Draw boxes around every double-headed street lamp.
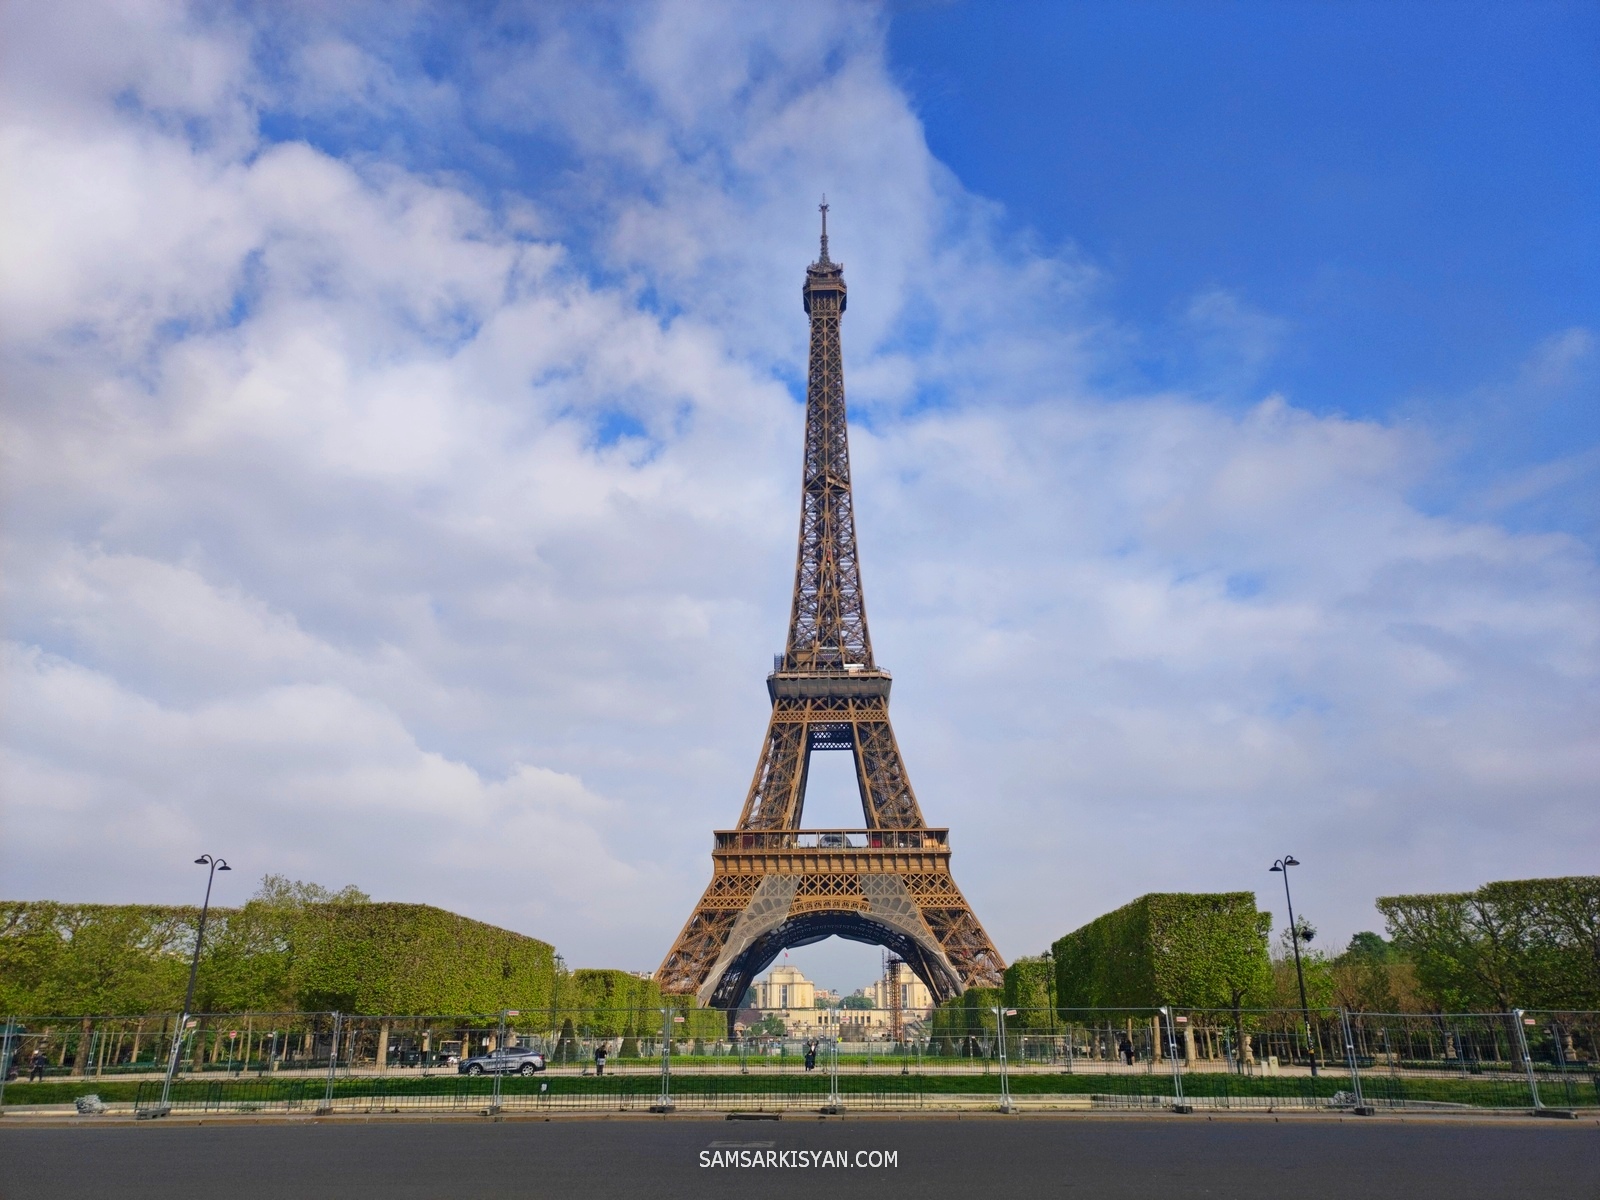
[157,854,231,1112]
[182,855,231,1018]
[1270,855,1316,1077]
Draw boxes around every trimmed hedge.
[289,903,556,1014]
[0,900,555,1016]
[1051,892,1273,1012]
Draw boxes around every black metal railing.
[714,829,949,851]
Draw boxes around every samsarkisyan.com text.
[699,1149,897,1169]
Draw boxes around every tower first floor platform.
[656,827,1003,1009]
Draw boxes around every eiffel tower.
[656,204,1004,1008]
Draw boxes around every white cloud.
[1,1,1595,984]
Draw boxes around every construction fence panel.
[1,1007,1593,1116]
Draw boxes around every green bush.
[1002,957,1053,1026]
[566,969,662,1037]
[1051,892,1273,1013]
[291,903,555,1014]
[0,899,555,1016]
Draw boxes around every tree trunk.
[72,1018,92,1077]
[376,1021,391,1072]
[1231,996,1247,1069]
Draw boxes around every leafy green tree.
[253,875,370,907]
[567,969,662,1037]
[0,902,190,1015]
[1344,931,1393,962]
[1378,876,1600,1010]
[1271,947,1334,1010]
[1002,956,1053,1027]
[1330,933,1424,1013]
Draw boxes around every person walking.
[804,1041,817,1071]
[28,1049,47,1082]
[594,1044,607,1077]
[1117,1033,1134,1066]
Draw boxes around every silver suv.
[458,1046,547,1076]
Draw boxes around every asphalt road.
[1,1115,1595,1200]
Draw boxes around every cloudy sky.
[2,1,1595,994]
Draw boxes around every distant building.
[867,971,933,1016]
[753,963,814,1012]
[747,963,932,1039]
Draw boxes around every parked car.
[458,1046,546,1076]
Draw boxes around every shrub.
[1051,892,1273,1013]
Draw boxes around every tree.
[1344,931,1393,962]
[747,1014,786,1038]
[1378,876,1600,1011]
[1002,956,1053,1027]
[253,875,370,907]
[1330,933,1425,1013]
[0,902,190,1016]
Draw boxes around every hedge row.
[1051,892,1273,1012]
[0,900,558,1017]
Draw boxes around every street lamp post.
[156,854,231,1113]
[1271,855,1317,1077]
[550,952,565,1059]
[1043,947,1057,1048]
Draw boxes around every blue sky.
[894,3,1597,409]
[892,0,1599,552]
[1,2,1595,997]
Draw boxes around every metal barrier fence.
[1,1007,1594,1116]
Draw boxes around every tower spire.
[793,196,861,671]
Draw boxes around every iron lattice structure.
[657,206,1005,1009]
